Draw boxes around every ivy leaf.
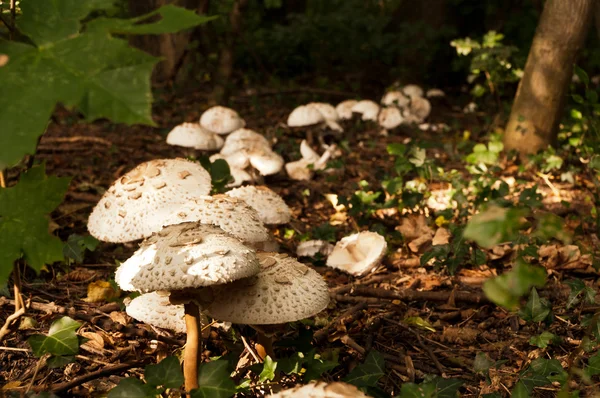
[483,260,546,310]
[190,360,236,398]
[278,352,305,375]
[584,352,600,379]
[303,350,339,382]
[428,376,463,397]
[343,351,385,388]
[464,206,528,249]
[529,331,558,349]
[258,356,277,383]
[28,317,81,357]
[398,382,437,398]
[519,288,551,322]
[144,356,184,389]
[107,378,158,398]
[0,165,70,284]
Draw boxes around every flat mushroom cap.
[307,102,339,121]
[378,107,404,130]
[226,186,291,225]
[203,253,330,325]
[287,105,325,127]
[326,231,387,276]
[402,84,424,98]
[381,91,409,108]
[335,100,358,120]
[87,158,212,243]
[117,222,261,293]
[167,195,270,243]
[220,128,271,156]
[200,106,245,135]
[126,292,186,333]
[166,122,224,151]
[351,100,380,121]
[270,381,371,398]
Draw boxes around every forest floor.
[1,87,599,397]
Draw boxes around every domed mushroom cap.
[166,122,224,151]
[426,88,445,98]
[402,84,424,98]
[126,292,186,333]
[168,195,270,243]
[220,128,271,156]
[335,100,358,120]
[203,253,330,325]
[327,231,387,276]
[307,102,339,121]
[378,107,404,130]
[200,106,245,135]
[270,381,371,398]
[87,158,212,243]
[287,105,325,127]
[405,96,431,123]
[116,222,261,293]
[351,100,380,121]
[381,91,409,108]
[226,186,291,225]
[248,149,284,176]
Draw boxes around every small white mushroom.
[335,100,358,120]
[326,231,387,276]
[270,381,371,398]
[378,107,404,130]
[402,84,424,98]
[166,122,224,151]
[200,106,245,135]
[287,105,325,127]
[381,91,410,108]
[296,240,334,257]
[426,88,445,98]
[351,100,380,121]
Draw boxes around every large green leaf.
[107,378,158,398]
[0,165,70,283]
[0,1,213,168]
[344,350,385,388]
[463,206,528,249]
[190,360,236,398]
[28,316,81,357]
[144,356,184,389]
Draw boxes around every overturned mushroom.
[285,140,337,181]
[270,381,371,398]
[327,231,387,276]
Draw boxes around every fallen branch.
[314,302,367,342]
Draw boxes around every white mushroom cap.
[381,91,410,108]
[248,149,284,176]
[300,140,320,163]
[406,96,431,123]
[326,231,387,276]
[226,186,291,225]
[296,240,334,257]
[351,100,380,121]
[402,84,424,98]
[166,122,224,151]
[200,106,245,135]
[426,88,445,98]
[287,105,325,127]
[378,107,404,129]
[270,381,371,398]
[285,159,313,181]
[220,128,271,157]
[116,222,260,293]
[88,159,212,243]
[203,253,330,325]
[307,102,339,121]
[335,100,358,120]
[168,195,270,243]
[126,292,186,333]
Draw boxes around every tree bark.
[128,0,209,85]
[504,0,594,155]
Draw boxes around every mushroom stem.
[257,330,275,359]
[184,302,202,392]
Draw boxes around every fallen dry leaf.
[83,280,120,303]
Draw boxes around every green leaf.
[574,65,590,87]
[278,352,305,375]
[464,206,528,249]
[473,352,494,374]
[398,382,437,398]
[572,94,585,104]
[0,165,70,284]
[584,351,600,379]
[190,360,236,398]
[63,234,98,263]
[144,356,184,389]
[483,260,546,310]
[519,288,551,322]
[344,351,385,388]
[258,356,277,383]
[387,143,406,156]
[28,316,81,357]
[529,331,557,348]
[108,378,158,398]
[428,376,463,398]
[565,279,586,309]
[303,351,339,382]
[47,355,76,368]
[586,89,598,104]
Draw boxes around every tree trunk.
[210,0,249,104]
[504,0,594,156]
[128,0,209,85]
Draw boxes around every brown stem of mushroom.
[257,330,275,360]
[184,302,202,392]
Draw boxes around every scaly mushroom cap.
[203,253,330,325]
[270,381,371,398]
[166,122,224,151]
[402,84,424,98]
[116,222,261,293]
[87,158,212,243]
[351,100,380,121]
[226,186,291,225]
[381,91,409,108]
[200,106,245,135]
[126,292,186,333]
[335,100,358,120]
[168,195,270,243]
[220,128,271,156]
[326,231,387,276]
[287,105,325,127]
[378,107,404,130]
[307,102,339,121]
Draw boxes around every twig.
[0,14,13,32]
[313,302,367,342]
[340,335,365,355]
[0,307,26,342]
[346,286,489,304]
[0,169,5,188]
